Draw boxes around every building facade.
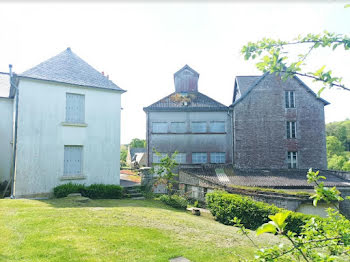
[144,67,328,170]
[144,65,233,166]
[231,73,328,170]
[0,48,125,198]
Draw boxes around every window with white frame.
[210,152,226,164]
[152,152,167,163]
[170,122,186,133]
[152,122,168,133]
[191,121,207,133]
[66,93,85,123]
[285,91,295,108]
[286,121,296,139]
[64,146,83,175]
[192,153,207,164]
[173,152,186,164]
[209,121,225,133]
[287,151,297,169]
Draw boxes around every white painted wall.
[0,97,13,183]
[13,78,122,198]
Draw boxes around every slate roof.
[143,92,228,112]
[20,48,125,92]
[180,166,350,188]
[130,148,146,160]
[0,72,10,98]
[235,76,260,97]
[231,73,329,106]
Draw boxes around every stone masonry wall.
[232,74,327,170]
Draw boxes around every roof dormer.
[174,64,199,93]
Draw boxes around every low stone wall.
[141,168,350,218]
[178,170,340,218]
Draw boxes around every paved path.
[120,173,141,188]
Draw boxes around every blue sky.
[0,2,349,144]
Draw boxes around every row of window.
[153,152,226,164]
[152,121,225,134]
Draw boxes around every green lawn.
[0,198,281,262]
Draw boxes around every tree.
[327,136,345,158]
[151,150,178,196]
[327,120,350,151]
[120,145,128,167]
[242,31,350,93]
[129,138,146,148]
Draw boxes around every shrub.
[206,190,320,234]
[53,183,85,198]
[83,184,123,199]
[159,194,188,210]
[53,183,123,199]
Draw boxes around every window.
[192,153,207,164]
[191,121,207,133]
[66,93,85,123]
[64,146,83,175]
[210,152,226,164]
[287,152,297,169]
[152,153,167,163]
[286,121,296,138]
[209,121,225,133]
[285,91,295,108]
[170,122,186,133]
[173,153,186,164]
[152,122,168,133]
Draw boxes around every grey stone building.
[143,65,232,166]
[144,67,329,170]
[230,73,329,169]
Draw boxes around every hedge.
[206,190,318,235]
[159,195,188,210]
[53,183,124,199]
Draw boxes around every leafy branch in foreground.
[151,149,178,196]
[241,31,350,93]
[236,169,350,261]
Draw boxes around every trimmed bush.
[53,183,85,198]
[159,195,188,210]
[53,183,123,199]
[83,184,123,199]
[206,190,319,234]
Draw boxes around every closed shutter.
[66,93,85,123]
[64,146,83,174]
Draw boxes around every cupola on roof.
[174,64,199,93]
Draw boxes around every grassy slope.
[0,199,281,262]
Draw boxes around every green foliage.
[205,190,314,235]
[120,145,128,167]
[327,120,350,151]
[53,183,123,199]
[129,138,146,148]
[248,169,350,261]
[53,183,85,198]
[328,154,349,171]
[327,136,345,158]
[82,184,123,199]
[241,31,350,92]
[159,194,188,210]
[151,149,178,196]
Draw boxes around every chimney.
[174,65,199,93]
[102,71,104,76]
